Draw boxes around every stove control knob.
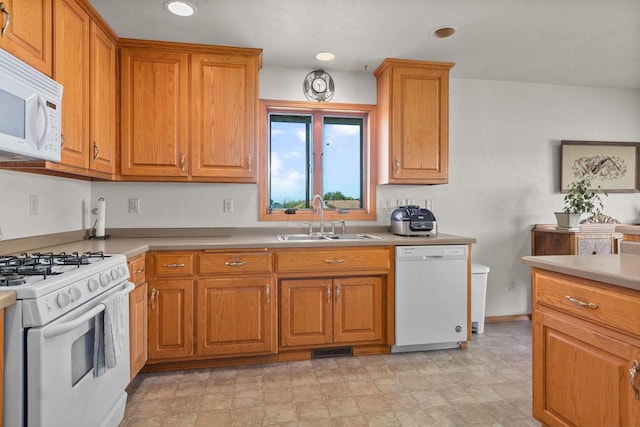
[117,265,128,278]
[69,287,82,302]
[99,273,111,287]
[111,268,120,280]
[56,292,72,308]
[88,278,100,292]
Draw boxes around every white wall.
[0,170,91,240]
[3,65,640,317]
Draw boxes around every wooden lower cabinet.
[532,269,640,426]
[129,282,148,379]
[148,280,194,360]
[280,276,384,349]
[196,277,275,357]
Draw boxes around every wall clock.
[303,69,335,102]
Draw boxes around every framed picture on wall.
[561,140,640,192]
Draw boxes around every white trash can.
[471,263,490,334]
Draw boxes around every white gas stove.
[1,251,133,427]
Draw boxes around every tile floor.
[120,321,538,426]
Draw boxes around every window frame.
[259,99,377,222]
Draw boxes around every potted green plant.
[555,177,605,230]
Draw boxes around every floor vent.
[311,347,353,358]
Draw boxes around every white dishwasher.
[392,245,468,353]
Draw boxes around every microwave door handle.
[42,282,135,339]
[35,95,50,150]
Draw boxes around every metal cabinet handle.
[134,268,144,274]
[265,284,271,304]
[335,284,341,301]
[630,361,640,400]
[394,158,400,175]
[248,154,253,173]
[150,288,157,310]
[92,141,99,161]
[163,263,185,268]
[180,153,186,172]
[324,259,345,264]
[0,3,10,38]
[61,134,65,147]
[326,284,331,303]
[224,261,246,267]
[565,295,598,309]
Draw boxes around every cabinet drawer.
[198,252,273,275]
[152,253,195,277]
[534,270,640,337]
[276,247,390,273]
[128,255,146,285]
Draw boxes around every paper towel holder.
[89,197,111,240]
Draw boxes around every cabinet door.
[148,280,193,360]
[54,0,89,169]
[578,238,612,255]
[120,48,189,177]
[390,65,449,183]
[333,277,384,343]
[190,53,258,181]
[280,279,332,348]
[88,21,116,174]
[196,277,275,357]
[129,282,148,380]
[0,0,52,75]
[533,312,640,426]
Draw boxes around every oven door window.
[71,328,94,386]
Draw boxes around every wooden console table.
[531,224,623,256]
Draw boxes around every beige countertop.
[522,254,640,292]
[0,291,16,309]
[2,228,477,259]
[616,225,640,236]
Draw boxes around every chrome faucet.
[312,194,325,235]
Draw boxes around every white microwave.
[0,48,62,162]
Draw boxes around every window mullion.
[312,111,324,198]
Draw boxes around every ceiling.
[88,0,640,90]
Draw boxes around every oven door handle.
[43,281,135,339]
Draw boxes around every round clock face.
[303,70,334,102]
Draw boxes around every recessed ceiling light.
[164,1,196,17]
[431,26,457,39]
[315,52,335,61]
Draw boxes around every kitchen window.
[259,100,377,222]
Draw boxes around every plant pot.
[554,212,584,230]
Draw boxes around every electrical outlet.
[30,195,39,215]
[224,199,234,213]
[425,199,433,210]
[128,198,141,213]
[508,278,517,291]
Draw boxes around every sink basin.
[276,233,382,242]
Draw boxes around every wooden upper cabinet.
[88,20,116,174]
[191,53,259,182]
[120,47,190,177]
[0,0,52,76]
[54,0,90,169]
[375,59,454,184]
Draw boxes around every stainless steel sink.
[276,233,382,242]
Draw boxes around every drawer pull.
[135,268,144,274]
[225,261,246,267]
[565,295,598,309]
[163,263,185,268]
[324,259,345,264]
[630,360,640,400]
